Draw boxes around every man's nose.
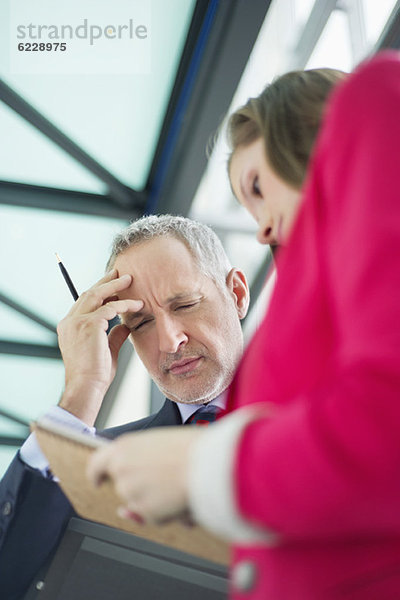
[157,316,188,354]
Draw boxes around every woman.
[88,52,400,599]
[228,67,344,246]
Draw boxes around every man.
[0,214,250,599]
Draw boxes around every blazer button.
[232,560,257,592]
[1,501,12,516]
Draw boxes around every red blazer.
[226,52,400,599]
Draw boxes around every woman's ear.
[225,268,250,319]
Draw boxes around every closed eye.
[133,318,153,331]
[175,302,198,311]
[252,176,261,196]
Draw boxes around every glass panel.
[0,101,106,193]
[293,0,316,30]
[306,9,353,71]
[0,0,196,191]
[0,205,127,339]
[0,355,64,422]
[0,415,29,438]
[0,303,56,345]
[0,354,65,477]
[363,0,397,47]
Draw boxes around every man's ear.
[225,268,250,320]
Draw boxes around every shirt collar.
[175,391,227,423]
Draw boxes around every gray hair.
[107,214,232,288]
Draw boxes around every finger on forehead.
[95,276,137,305]
[75,274,134,313]
[97,273,134,295]
[97,299,144,322]
[91,268,119,288]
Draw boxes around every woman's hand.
[86,427,204,524]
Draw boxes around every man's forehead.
[115,237,200,272]
[114,239,221,298]
[115,239,215,283]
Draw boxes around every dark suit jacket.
[0,400,182,600]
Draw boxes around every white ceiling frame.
[289,0,338,69]
[343,0,368,64]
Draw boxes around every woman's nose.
[257,223,274,245]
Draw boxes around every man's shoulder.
[100,398,182,440]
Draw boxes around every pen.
[55,253,79,301]
[55,253,120,331]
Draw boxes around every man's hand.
[57,269,143,426]
[86,428,204,524]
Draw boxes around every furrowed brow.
[165,292,197,304]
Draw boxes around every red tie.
[186,404,224,426]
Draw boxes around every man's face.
[114,236,248,404]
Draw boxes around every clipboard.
[33,419,229,565]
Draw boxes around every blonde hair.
[227,68,346,188]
